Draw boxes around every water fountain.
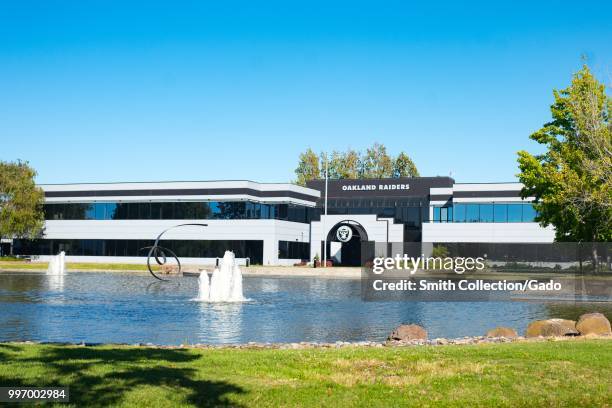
[197,251,247,302]
[46,251,66,275]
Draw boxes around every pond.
[0,272,610,345]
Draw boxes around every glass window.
[115,203,128,219]
[447,206,453,222]
[277,204,288,220]
[161,202,174,219]
[466,204,479,222]
[269,205,277,219]
[41,201,311,222]
[433,207,441,222]
[128,203,138,219]
[493,204,507,222]
[195,202,211,219]
[507,204,522,222]
[138,203,151,219]
[522,203,537,222]
[440,207,448,222]
[150,203,161,219]
[106,203,117,220]
[261,204,270,219]
[92,203,103,220]
[173,202,186,219]
[479,204,494,222]
[454,204,466,222]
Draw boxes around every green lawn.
[0,261,154,271]
[1,340,610,407]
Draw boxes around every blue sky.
[0,1,610,184]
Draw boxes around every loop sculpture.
[141,223,208,281]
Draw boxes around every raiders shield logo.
[336,225,353,242]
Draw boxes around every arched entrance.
[325,220,369,266]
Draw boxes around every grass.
[0,260,156,271]
[0,340,611,407]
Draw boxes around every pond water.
[0,272,610,345]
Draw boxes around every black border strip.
[429,194,453,201]
[453,190,521,198]
[44,188,318,202]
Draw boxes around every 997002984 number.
[0,387,69,402]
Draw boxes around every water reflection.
[47,274,65,293]
[0,272,610,345]
[198,302,243,343]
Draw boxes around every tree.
[294,148,321,186]
[393,151,420,177]
[328,149,360,179]
[517,65,611,244]
[359,142,394,178]
[0,160,45,255]
[294,143,419,184]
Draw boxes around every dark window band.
[13,239,264,264]
[452,190,522,198]
[278,241,309,260]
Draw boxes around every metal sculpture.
[141,223,208,281]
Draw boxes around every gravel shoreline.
[6,335,610,350]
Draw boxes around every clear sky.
[0,1,610,184]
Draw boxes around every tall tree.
[0,160,45,255]
[359,142,394,178]
[294,143,419,184]
[517,65,611,243]
[393,152,420,177]
[328,149,360,179]
[294,148,321,186]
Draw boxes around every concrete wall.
[42,219,310,265]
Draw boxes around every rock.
[387,324,428,341]
[160,264,179,274]
[525,319,578,337]
[486,327,518,338]
[576,313,612,336]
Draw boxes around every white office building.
[10,177,554,266]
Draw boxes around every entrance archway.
[324,220,369,266]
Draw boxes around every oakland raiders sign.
[306,177,454,199]
[336,225,353,242]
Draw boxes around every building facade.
[306,178,554,266]
[12,181,319,265]
[10,177,555,265]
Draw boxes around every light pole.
[323,156,328,268]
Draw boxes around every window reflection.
[431,203,538,223]
[494,204,507,222]
[507,204,522,222]
[43,201,312,223]
[454,204,466,222]
[479,204,493,222]
[522,204,537,222]
[466,204,479,222]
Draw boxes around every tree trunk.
[591,244,599,274]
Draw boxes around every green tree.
[393,151,420,177]
[359,142,394,178]
[517,65,611,243]
[294,148,321,186]
[0,160,45,255]
[328,149,360,179]
[294,143,419,184]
